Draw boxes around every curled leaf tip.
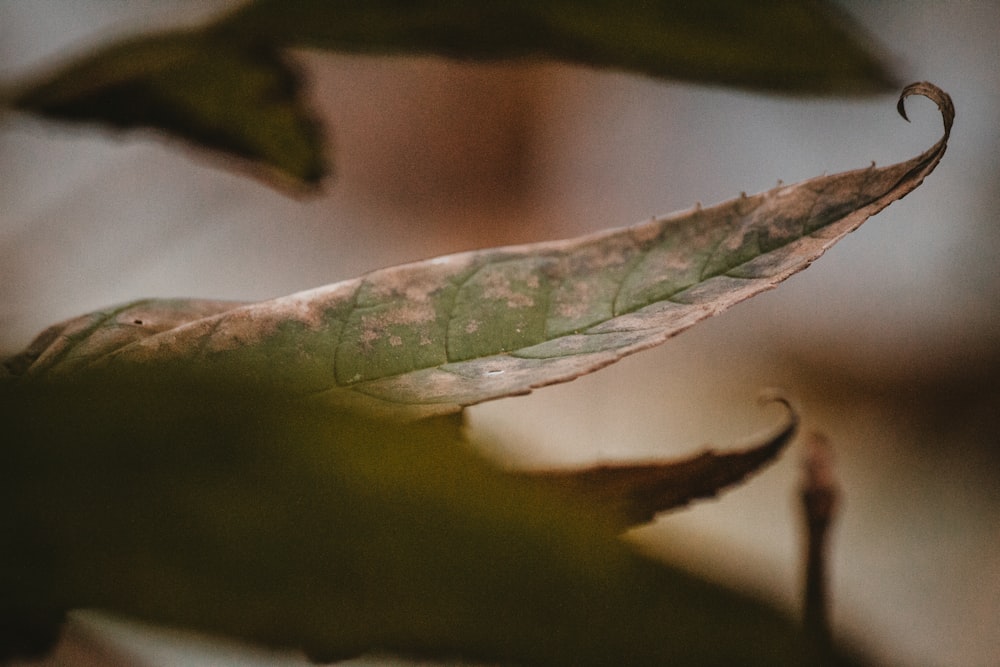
[896,81,955,140]
[757,389,799,436]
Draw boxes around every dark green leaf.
[0,1,895,191]
[218,0,898,95]
[6,32,325,190]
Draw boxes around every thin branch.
[800,431,840,649]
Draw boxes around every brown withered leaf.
[518,397,797,528]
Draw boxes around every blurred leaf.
[218,0,897,95]
[4,83,954,420]
[5,32,325,191]
[0,377,859,666]
[523,396,797,528]
[0,2,896,192]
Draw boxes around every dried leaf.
[521,396,797,528]
[4,84,954,421]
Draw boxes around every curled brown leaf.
[518,396,798,529]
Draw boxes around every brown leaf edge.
[893,80,954,181]
[515,394,798,529]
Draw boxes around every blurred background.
[2,1,998,665]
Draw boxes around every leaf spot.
[482,271,536,309]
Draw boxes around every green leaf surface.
[219,0,897,95]
[5,32,325,190]
[0,379,859,666]
[4,84,953,419]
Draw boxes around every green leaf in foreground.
[4,32,325,191]
[0,379,859,666]
[218,0,897,95]
[4,84,953,419]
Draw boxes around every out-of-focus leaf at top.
[0,378,861,666]
[4,32,326,191]
[2,84,953,419]
[217,0,897,95]
[0,1,896,191]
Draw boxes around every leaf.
[4,32,325,191]
[0,378,861,666]
[218,0,897,95]
[0,3,894,192]
[4,84,954,420]
[521,396,798,528]
[1,298,243,378]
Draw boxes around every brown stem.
[800,432,839,649]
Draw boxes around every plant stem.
[800,431,839,649]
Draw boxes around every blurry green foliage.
[2,0,896,189]
[0,377,854,665]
